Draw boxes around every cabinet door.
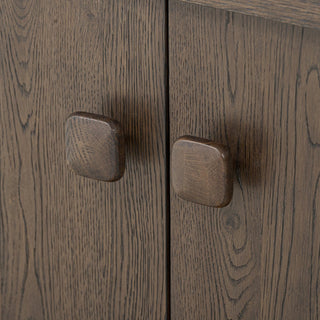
[0,1,167,319]
[169,1,320,319]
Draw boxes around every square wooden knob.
[171,136,233,207]
[65,112,125,181]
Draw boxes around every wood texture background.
[180,0,320,30]
[0,0,167,319]
[169,1,320,319]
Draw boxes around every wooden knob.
[65,112,125,181]
[171,136,233,207]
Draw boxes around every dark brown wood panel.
[169,1,320,319]
[180,0,320,30]
[0,0,167,319]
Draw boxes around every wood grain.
[179,0,320,30]
[0,0,167,319]
[169,1,320,319]
[171,136,233,207]
[65,112,125,182]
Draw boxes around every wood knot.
[222,211,240,232]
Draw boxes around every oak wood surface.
[171,136,233,207]
[179,0,320,30]
[65,112,125,182]
[169,1,320,319]
[0,1,167,319]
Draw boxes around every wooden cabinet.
[1,0,319,319]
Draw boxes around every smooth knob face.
[171,136,233,207]
[65,112,125,181]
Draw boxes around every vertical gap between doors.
[165,0,171,319]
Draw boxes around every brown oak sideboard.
[1,0,319,319]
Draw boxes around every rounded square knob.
[65,112,125,181]
[171,136,233,207]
